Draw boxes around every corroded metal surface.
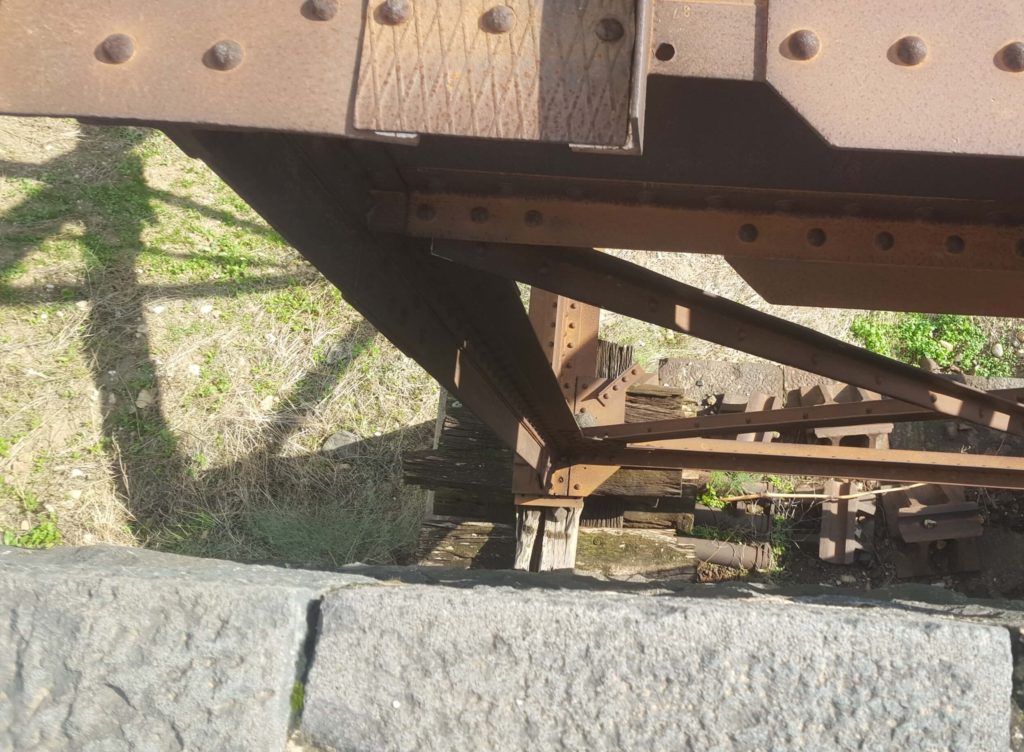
[766,0,1024,156]
[0,0,363,134]
[650,0,762,80]
[399,192,1024,273]
[354,0,635,144]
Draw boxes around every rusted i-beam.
[433,241,1024,436]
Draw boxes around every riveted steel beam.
[433,240,1024,435]
[0,0,366,136]
[398,191,1024,274]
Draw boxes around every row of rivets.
[97,0,339,68]
[786,30,1024,71]
[376,0,624,41]
[418,203,1024,259]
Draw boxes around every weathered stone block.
[303,586,1012,752]
[0,545,369,752]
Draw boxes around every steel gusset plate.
[433,240,1024,435]
[355,0,635,145]
[766,0,1024,156]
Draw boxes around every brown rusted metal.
[0,0,366,135]
[650,0,762,80]
[880,485,983,577]
[882,485,983,544]
[726,258,1024,317]
[433,241,1024,434]
[682,536,774,571]
[354,0,636,145]
[575,439,1024,490]
[819,480,866,565]
[765,0,1024,156]
[397,192,1024,318]
[582,390,1024,443]
[402,191,1024,274]
[514,495,585,510]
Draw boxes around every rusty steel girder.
[4,1,1024,498]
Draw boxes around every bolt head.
[595,17,625,42]
[308,0,339,21]
[1001,42,1024,72]
[207,40,244,71]
[481,5,516,34]
[99,33,135,65]
[786,29,820,61]
[894,36,927,66]
[378,0,411,25]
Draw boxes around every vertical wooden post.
[514,506,583,572]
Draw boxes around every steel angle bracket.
[354,0,640,149]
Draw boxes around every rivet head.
[786,29,820,61]
[470,206,489,223]
[481,5,516,34]
[1000,42,1024,73]
[206,40,244,71]
[377,0,411,25]
[415,204,436,222]
[595,17,625,42]
[99,33,135,65]
[894,36,927,66]
[307,0,339,21]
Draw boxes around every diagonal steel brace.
[433,240,1024,436]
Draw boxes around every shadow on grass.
[0,125,432,568]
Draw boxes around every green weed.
[290,682,305,714]
[851,312,1016,377]
[3,514,62,549]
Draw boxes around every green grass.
[851,312,1018,377]
[699,471,799,509]
[0,118,437,566]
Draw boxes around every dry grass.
[0,119,437,567]
[600,249,867,369]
